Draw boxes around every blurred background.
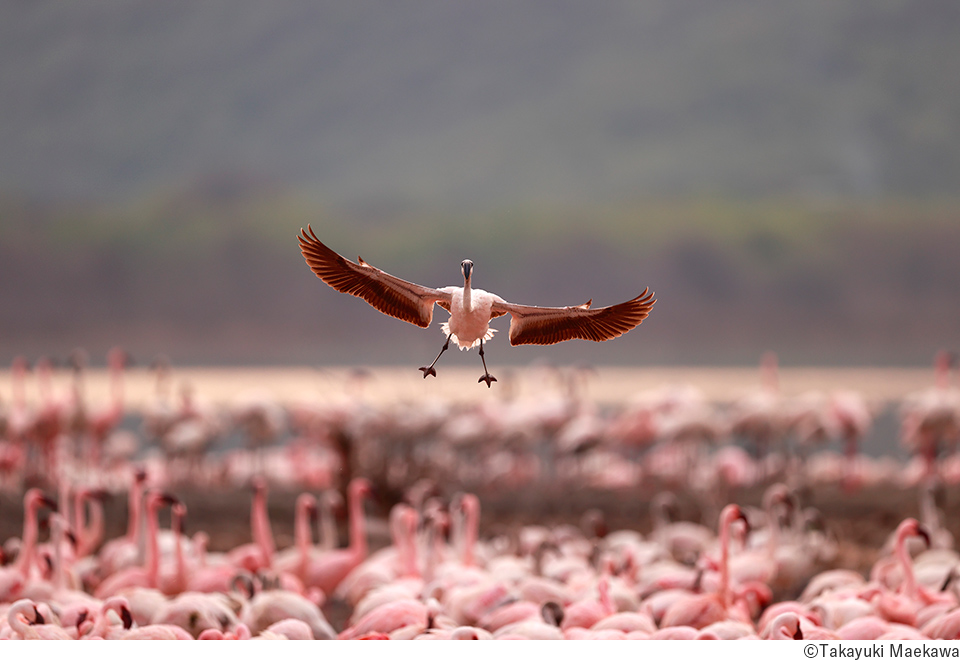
[1,1,958,368]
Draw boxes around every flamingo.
[94,491,178,598]
[338,598,430,639]
[299,228,655,386]
[901,351,960,481]
[98,468,148,576]
[659,504,752,629]
[274,492,319,581]
[241,589,335,640]
[5,598,75,639]
[86,347,132,473]
[227,477,275,572]
[0,489,57,602]
[302,477,372,594]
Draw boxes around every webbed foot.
[478,374,497,388]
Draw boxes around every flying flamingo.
[299,228,656,386]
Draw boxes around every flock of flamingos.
[0,349,959,640]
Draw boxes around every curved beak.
[461,260,473,281]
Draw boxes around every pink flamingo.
[560,576,616,631]
[98,468,148,576]
[5,598,75,639]
[119,623,194,639]
[336,502,419,607]
[274,492,319,580]
[28,357,66,484]
[78,596,135,639]
[901,351,960,481]
[94,490,178,598]
[0,488,57,601]
[151,591,241,638]
[302,477,372,595]
[85,347,131,472]
[659,504,752,629]
[338,598,429,639]
[73,487,108,558]
[158,501,189,595]
[241,589,336,639]
[762,611,838,640]
[830,389,873,492]
[863,518,955,625]
[227,477,275,572]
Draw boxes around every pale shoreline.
[0,366,937,411]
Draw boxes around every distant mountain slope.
[1,1,959,201]
[1,193,957,366]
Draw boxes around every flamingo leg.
[477,340,497,388]
[419,336,451,378]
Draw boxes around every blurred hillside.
[1,1,959,202]
[2,190,957,367]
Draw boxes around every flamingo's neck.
[348,485,368,559]
[718,507,737,610]
[128,480,144,542]
[462,271,474,312]
[319,494,338,552]
[253,488,276,566]
[145,501,160,586]
[173,509,186,587]
[462,496,479,568]
[87,500,104,555]
[110,360,125,414]
[52,516,66,592]
[896,523,919,599]
[294,497,314,574]
[598,577,614,615]
[17,501,40,577]
[935,356,951,390]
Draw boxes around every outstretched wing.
[298,225,451,328]
[491,288,656,346]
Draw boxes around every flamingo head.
[895,517,931,550]
[461,259,473,281]
[25,489,57,513]
[350,477,373,500]
[719,503,749,535]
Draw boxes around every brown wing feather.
[497,288,656,346]
[298,226,446,328]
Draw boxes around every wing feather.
[298,226,448,328]
[492,288,656,346]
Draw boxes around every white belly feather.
[440,288,498,350]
